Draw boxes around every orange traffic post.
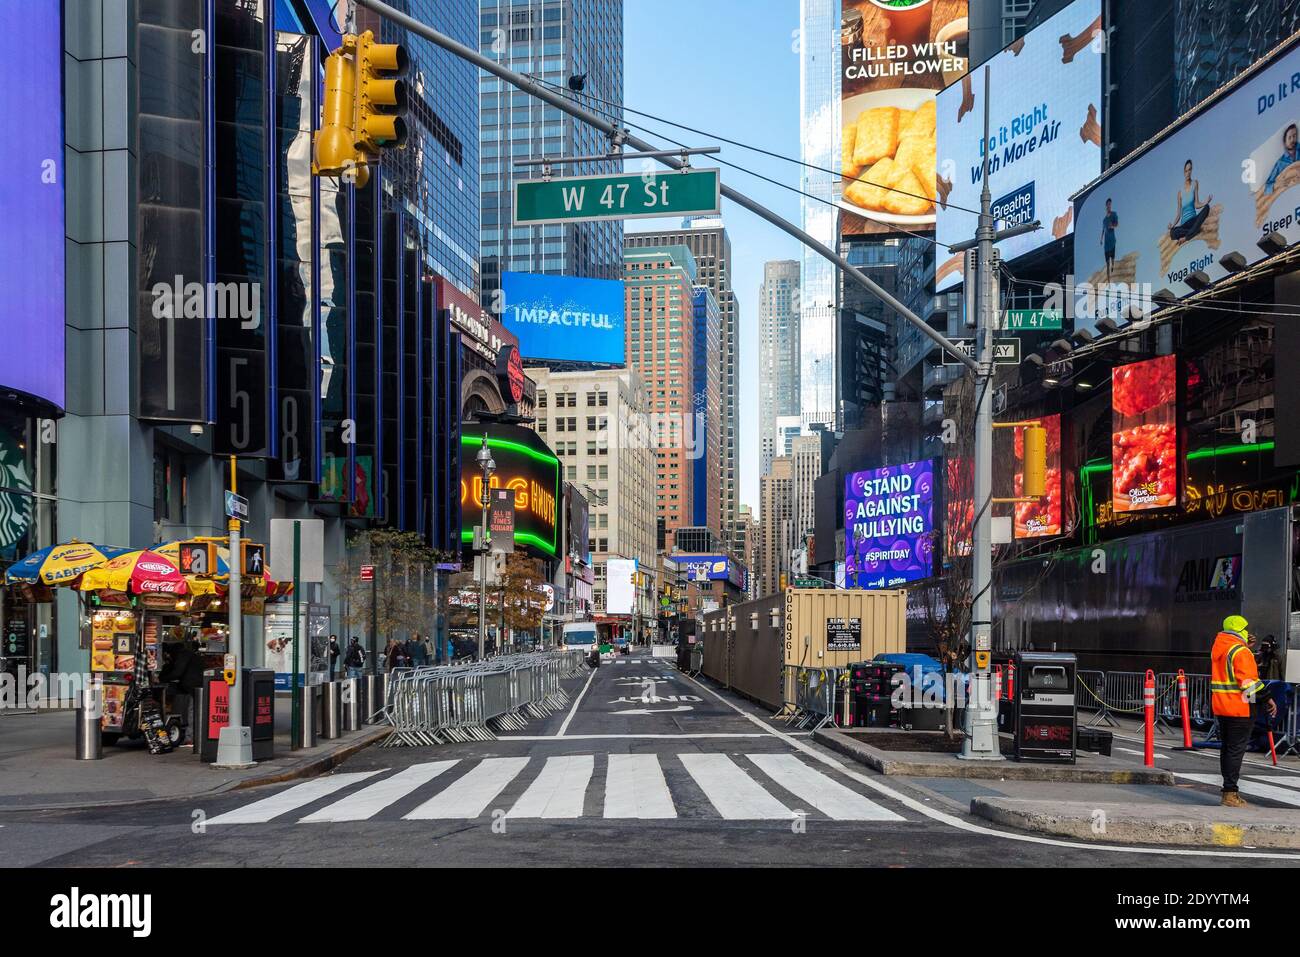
[1177,669,1193,749]
[1143,669,1156,767]
[1007,662,1016,701]
[993,665,1003,701]
[1269,731,1279,766]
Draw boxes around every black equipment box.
[1076,725,1113,756]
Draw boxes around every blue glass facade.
[691,286,720,534]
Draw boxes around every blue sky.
[624,0,804,516]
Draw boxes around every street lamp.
[476,434,496,660]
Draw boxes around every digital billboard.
[845,459,935,588]
[460,425,560,558]
[668,554,745,590]
[1014,414,1064,538]
[606,558,637,615]
[935,0,1103,290]
[1111,355,1179,514]
[499,272,626,365]
[0,8,65,409]
[1075,37,1300,323]
[840,0,970,236]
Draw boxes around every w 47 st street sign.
[514,169,721,225]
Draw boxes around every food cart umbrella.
[4,540,132,586]
[78,549,190,596]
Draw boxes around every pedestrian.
[404,634,423,667]
[1211,615,1276,807]
[343,637,366,679]
[327,634,341,678]
[385,638,407,671]
[423,634,435,664]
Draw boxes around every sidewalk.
[0,700,386,811]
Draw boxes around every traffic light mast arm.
[351,0,978,373]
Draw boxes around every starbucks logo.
[0,429,32,551]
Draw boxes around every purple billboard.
[845,459,935,589]
[0,8,65,409]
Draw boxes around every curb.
[813,727,1175,784]
[970,797,1300,849]
[0,725,388,813]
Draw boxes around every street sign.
[488,488,516,554]
[513,169,721,225]
[793,576,828,589]
[359,565,374,582]
[942,338,1022,366]
[1005,309,1063,331]
[224,491,249,521]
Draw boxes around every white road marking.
[747,752,903,821]
[1246,775,1300,791]
[1110,730,1300,774]
[556,666,597,737]
[502,733,776,740]
[679,753,793,820]
[1115,747,1167,760]
[507,755,594,819]
[404,757,530,819]
[205,772,383,825]
[604,753,676,819]
[1176,772,1300,807]
[300,761,457,823]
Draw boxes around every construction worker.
[1211,615,1276,807]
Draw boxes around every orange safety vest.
[1210,631,1265,718]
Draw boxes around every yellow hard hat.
[1223,615,1249,635]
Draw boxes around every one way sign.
[942,338,1021,366]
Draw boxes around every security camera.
[189,423,203,437]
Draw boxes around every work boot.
[1221,791,1248,808]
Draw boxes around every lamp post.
[476,434,496,661]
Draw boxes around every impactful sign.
[459,424,560,558]
[935,0,1103,288]
[1075,36,1300,324]
[826,617,863,652]
[845,459,936,589]
[1014,413,1063,538]
[1112,355,1179,513]
[840,0,970,236]
[514,169,721,225]
[499,272,627,365]
[0,8,64,409]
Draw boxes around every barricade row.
[379,650,587,747]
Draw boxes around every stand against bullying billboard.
[845,459,936,588]
[840,0,969,236]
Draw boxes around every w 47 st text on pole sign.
[513,169,721,225]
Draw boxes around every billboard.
[0,8,64,409]
[1014,414,1064,538]
[668,554,745,590]
[499,272,626,365]
[1111,355,1179,514]
[1075,37,1300,323]
[935,0,1103,290]
[460,425,560,558]
[845,459,936,588]
[564,484,591,566]
[606,558,637,615]
[840,0,970,236]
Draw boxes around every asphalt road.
[0,654,1295,867]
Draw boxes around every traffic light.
[312,32,407,188]
[1022,424,1047,499]
[355,31,408,156]
[313,36,360,182]
[177,540,217,577]
[241,541,265,578]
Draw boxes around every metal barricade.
[782,666,841,730]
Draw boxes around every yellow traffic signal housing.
[1022,425,1047,499]
[355,31,409,155]
[313,36,359,179]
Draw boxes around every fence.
[778,666,843,730]
[1073,669,1210,730]
[378,649,586,747]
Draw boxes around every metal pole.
[369,555,377,676]
[352,0,976,372]
[216,455,252,766]
[290,519,301,750]
[961,67,1001,760]
[478,434,490,661]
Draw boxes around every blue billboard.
[845,460,935,589]
[0,8,65,409]
[499,272,626,365]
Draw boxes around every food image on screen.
[1014,414,1063,538]
[1112,355,1178,512]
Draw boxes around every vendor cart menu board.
[826,617,863,652]
[90,608,139,731]
[1112,355,1179,513]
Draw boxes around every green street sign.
[514,169,721,225]
[1005,309,1063,330]
[793,577,828,589]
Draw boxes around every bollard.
[342,678,360,732]
[75,685,103,760]
[1143,669,1156,767]
[321,681,343,739]
[1177,669,1193,749]
[993,665,1003,701]
[298,684,319,749]
[1006,662,1016,701]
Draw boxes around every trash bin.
[75,685,102,760]
[1011,651,1077,764]
[197,670,231,763]
[242,668,275,762]
[321,680,343,739]
[341,678,360,732]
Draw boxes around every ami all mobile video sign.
[844,459,936,589]
[499,272,626,366]
[0,7,64,409]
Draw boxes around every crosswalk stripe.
[747,753,904,821]
[1245,775,1300,790]
[604,753,677,819]
[206,772,383,825]
[679,753,793,820]
[300,761,458,823]
[404,757,530,819]
[507,755,594,819]
[1177,772,1300,807]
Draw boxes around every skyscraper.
[478,0,625,306]
[625,219,739,552]
[759,457,794,597]
[691,286,722,538]
[759,260,800,476]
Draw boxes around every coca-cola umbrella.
[78,549,189,597]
